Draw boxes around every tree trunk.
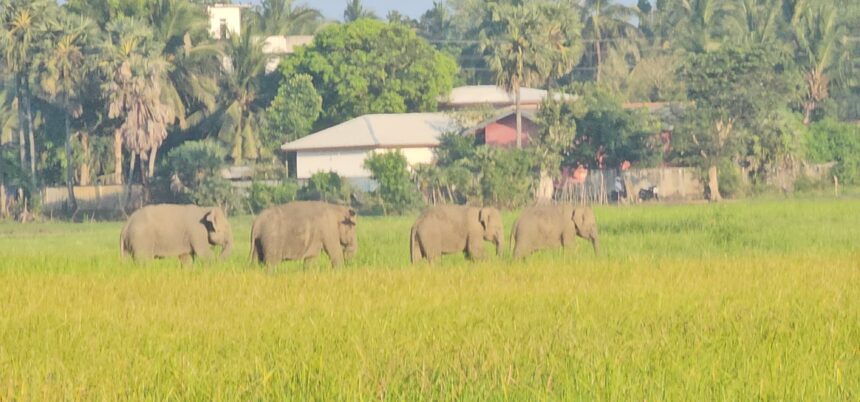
[147,147,157,178]
[79,132,91,186]
[515,81,522,149]
[802,102,813,126]
[64,110,77,213]
[114,129,123,184]
[595,35,602,83]
[514,46,524,149]
[707,164,722,202]
[16,74,27,172]
[24,80,36,184]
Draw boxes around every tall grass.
[0,199,858,399]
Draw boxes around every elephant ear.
[343,208,357,226]
[479,207,492,230]
[203,208,220,232]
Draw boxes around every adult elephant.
[510,204,599,259]
[250,201,357,268]
[120,204,233,264]
[410,205,504,263]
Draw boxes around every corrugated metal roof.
[281,113,458,152]
[441,85,549,105]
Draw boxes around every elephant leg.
[465,237,485,260]
[179,254,193,267]
[303,255,318,269]
[191,238,214,262]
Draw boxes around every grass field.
[1,199,859,400]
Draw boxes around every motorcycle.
[638,185,659,202]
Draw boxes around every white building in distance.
[281,113,457,190]
[206,4,249,40]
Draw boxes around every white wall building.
[207,4,247,40]
[281,113,457,190]
[262,35,314,73]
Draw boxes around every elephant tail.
[119,221,130,261]
[509,219,518,255]
[409,224,421,264]
[249,219,261,263]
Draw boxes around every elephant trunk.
[590,235,599,255]
[494,232,504,257]
[221,233,233,260]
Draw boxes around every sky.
[306,0,642,22]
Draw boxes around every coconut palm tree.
[0,0,55,183]
[215,23,268,163]
[791,0,849,125]
[256,0,323,35]
[149,0,222,132]
[578,0,641,83]
[662,0,737,53]
[37,12,94,211]
[343,0,377,22]
[99,17,173,184]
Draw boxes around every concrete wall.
[556,167,704,204]
[42,185,144,213]
[294,147,435,182]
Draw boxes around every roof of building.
[440,85,574,107]
[281,113,458,152]
[461,108,539,134]
[262,35,314,55]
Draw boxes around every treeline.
[1,0,859,218]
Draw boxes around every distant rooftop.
[281,113,458,152]
[440,85,574,108]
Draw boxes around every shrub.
[805,119,860,184]
[248,180,299,213]
[162,141,237,208]
[298,172,353,204]
[363,151,421,215]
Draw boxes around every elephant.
[410,205,504,263]
[120,204,233,264]
[510,204,599,259]
[250,201,357,268]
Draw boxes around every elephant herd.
[119,201,599,267]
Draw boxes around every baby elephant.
[251,201,357,268]
[120,204,233,264]
[410,205,504,263]
[511,204,599,259]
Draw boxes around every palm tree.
[0,0,55,184]
[256,0,323,35]
[37,12,93,211]
[343,0,377,22]
[99,17,173,185]
[479,2,549,149]
[578,0,641,82]
[149,0,222,132]
[791,1,849,125]
[662,0,737,53]
[216,24,268,163]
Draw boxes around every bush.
[805,119,860,184]
[161,141,238,208]
[715,160,746,199]
[248,180,299,213]
[298,172,353,204]
[477,148,536,209]
[363,151,421,215]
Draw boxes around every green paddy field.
[1,199,858,400]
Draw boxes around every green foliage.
[363,151,420,215]
[281,19,457,127]
[568,85,662,169]
[248,180,299,213]
[163,141,234,207]
[476,148,535,208]
[805,118,860,184]
[298,171,352,204]
[263,74,322,153]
